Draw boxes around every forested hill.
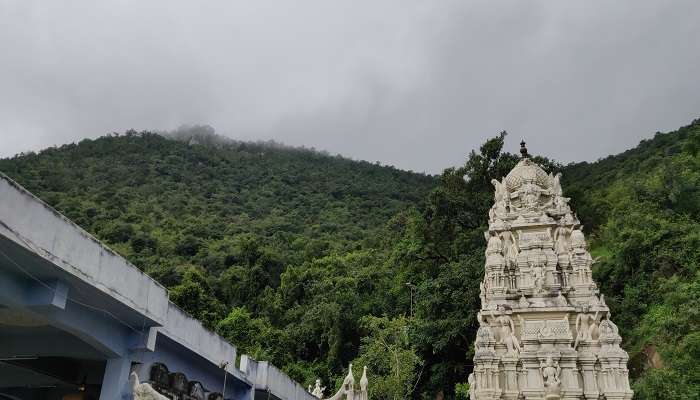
[1,121,698,400]
[0,131,435,277]
[560,120,700,398]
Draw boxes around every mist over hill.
[1,121,698,399]
[161,124,332,155]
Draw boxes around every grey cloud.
[1,0,699,173]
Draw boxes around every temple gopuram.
[468,143,634,400]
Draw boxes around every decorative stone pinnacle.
[520,140,529,158]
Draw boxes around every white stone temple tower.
[468,142,633,400]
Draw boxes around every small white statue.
[491,179,509,217]
[530,261,545,294]
[598,312,620,340]
[554,291,568,307]
[553,225,572,257]
[518,294,530,309]
[574,310,600,348]
[490,310,521,355]
[486,234,503,255]
[130,372,169,400]
[551,172,563,197]
[500,230,519,267]
[540,356,561,399]
[311,379,326,398]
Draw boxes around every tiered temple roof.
[469,143,633,400]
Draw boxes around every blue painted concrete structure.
[0,173,316,400]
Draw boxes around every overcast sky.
[1,1,699,173]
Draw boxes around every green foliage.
[216,307,283,362]
[385,132,558,395]
[563,119,700,399]
[2,121,699,398]
[169,266,226,329]
[454,383,470,400]
[0,131,434,393]
[352,316,423,400]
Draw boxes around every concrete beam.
[25,279,69,310]
[0,271,145,358]
[0,174,169,325]
[0,272,68,310]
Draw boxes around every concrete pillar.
[100,357,133,400]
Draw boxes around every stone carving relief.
[518,294,530,309]
[552,225,571,263]
[489,310,521,355]
[540,356,562,399]
[469,146,633,399]
[490,178,510,220]
[310,379,326,399]
[529,260,545,294]
[574,310,600,349]
[131,372,169,400]
[554,291,568,307]
[188,382,205,400]
[132,363,224,400]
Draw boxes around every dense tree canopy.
[563,120,700,399]
[1,121,698,399]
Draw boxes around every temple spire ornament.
[520,140,529,158]
[468,147,633,400]
[312,364,368,400]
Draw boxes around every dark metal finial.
[520,140,529,158]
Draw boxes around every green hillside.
[0,131,435,282]
[562,120,700,399]
[1,121,698,399]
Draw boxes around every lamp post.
[220,361,229,399]
[405,282,416,318]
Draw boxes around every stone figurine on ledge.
[540,356,561,400]
[310,379,326,399]
[131,363,225,400]
[312,364,369,400]
[131,372,169,400]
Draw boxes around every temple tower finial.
[520,140,529,158]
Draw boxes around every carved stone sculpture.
[321,364,368,400]
[359,367,369,400]
[469,145,633,399]
[540,356,561,399]
[188,382,205,400]
[491,179,509,219]
[553,225,571,257]
[311,379,326,398]
[529,261,545,294]
[131,372,169,400]
[554,290,568,307]
[574,311,599,349]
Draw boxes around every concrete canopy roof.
[0,173,242,378]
